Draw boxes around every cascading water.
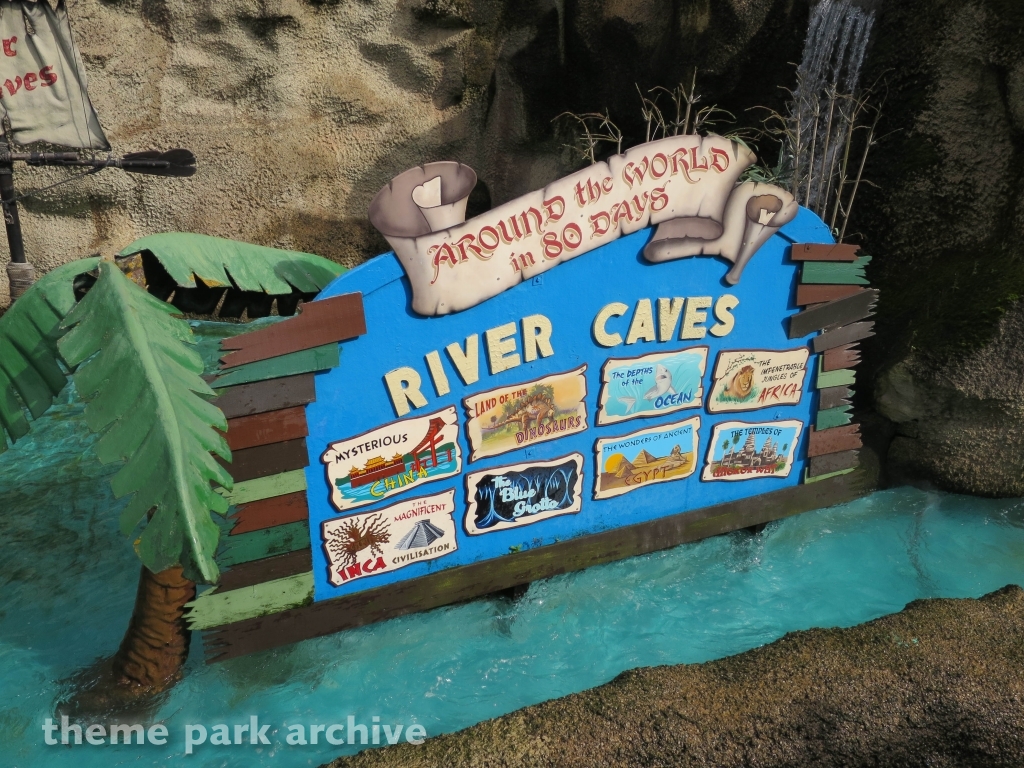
[788,0,876,225]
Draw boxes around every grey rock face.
[0,0,811,305]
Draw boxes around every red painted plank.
[811,321,875,353]
[220,293,365,369]
[807,425,862,457]
[795,285,865,306]
[230,491,309,535]
[217,438,309,483]
[822,343,861,372]
[217,549,312,592]
[789,243,861,262]
[211,374,316,420]
[224,406,308,451]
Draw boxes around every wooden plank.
[220,293,366,369]
[817,367,855,389]
[218,469,307,505]
[217,521,310,568]
[807,424,862,457]
[808,449,860,478]
[218,549,312,592]
[801,255,871,285]
[218,438,309,483]
[796,285,865,306]
[818,385,852,411]
[202,472,870,661]
[816,405,853,430]
[230,491,308,535]
[788,289,878,338]
[211,343,340,389]
[812,321,875,353]
[211,374,316,420]
[822,344,860,372]
[789,243,860,262]
[805,466,856,483]
[224,406,308,452]
[186,572,314,631]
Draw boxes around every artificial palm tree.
[0,235,344,708]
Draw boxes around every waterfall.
[788,0,876,222]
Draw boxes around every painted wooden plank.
[218,468,307,505]
[186,572,314,631]
[812,321,875,353]
[202,472,870,660]
[822,343,860,372]
[808,449,860,478]
[217,437,309,483]
[218,549,312,592]
[807,425,862,458]
[230,491,309,535]
[795,285,865,306]
[801,255,871,285]
[211,374,316,420]
[224,406,308,452]
[216,521,310,568]
[789,243,861,262]
[817,367,855,389]
[220,293,366,369]
[804,466,856,483]
[816,405,853,430]
[788,289,878,338]
[211,343,339,389]
[818,385,852,411]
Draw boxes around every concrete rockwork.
[324,585,1024,768]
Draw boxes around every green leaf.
[118,232,345,294]
[58,261,234,583]
[0,257,100,449]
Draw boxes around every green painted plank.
[218,468,307,505]
[801,255,871,285]
[816,405,853,430]
[804,466,856,484]
[216,521,310,568]
[185,571,314,630]
[817,367,856,389]
[211,343,339,388]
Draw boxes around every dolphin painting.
[644,365,676,401]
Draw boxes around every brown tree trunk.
[111,565,196,692]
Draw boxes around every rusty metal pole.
[0,160,33,302]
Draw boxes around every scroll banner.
[0,0,109,149]
[370,134,797,316]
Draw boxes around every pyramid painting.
[396,520,447,550]
[594,417,700,499]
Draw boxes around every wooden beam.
[801,255,871,285]
[220,293,366,369]
[186,572,314,631]
[807,425,862,457]
[218,468,307,506]
[216,521,310,568]
[788,289,878,338]
[211,374,316,420]
[796,285,865,306]
[808,449,860,477]
[218,548,312,592]
[817,367,855,389]
[812,321,875,353]
[202,472,869,662]
[211,343,339,389]
[218,437,309,483]
[789,243,861,262]
[816,405,853,430]
[224,406,308,452]
[822,343,861,372]
[818,385,852,411]
[230,491,309,535]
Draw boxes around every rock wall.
[855,0,1024,496]
[0,0,810,306]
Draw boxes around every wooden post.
[1,160,34,301]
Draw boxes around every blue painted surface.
[305,207,831,601]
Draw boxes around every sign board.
[303,139,828,601]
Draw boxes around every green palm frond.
[58,261,233,583]
[0,257,100,453]
[119,232,345,295]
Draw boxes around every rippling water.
[2,322,1022,767]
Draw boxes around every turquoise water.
[1,322,1023,767]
